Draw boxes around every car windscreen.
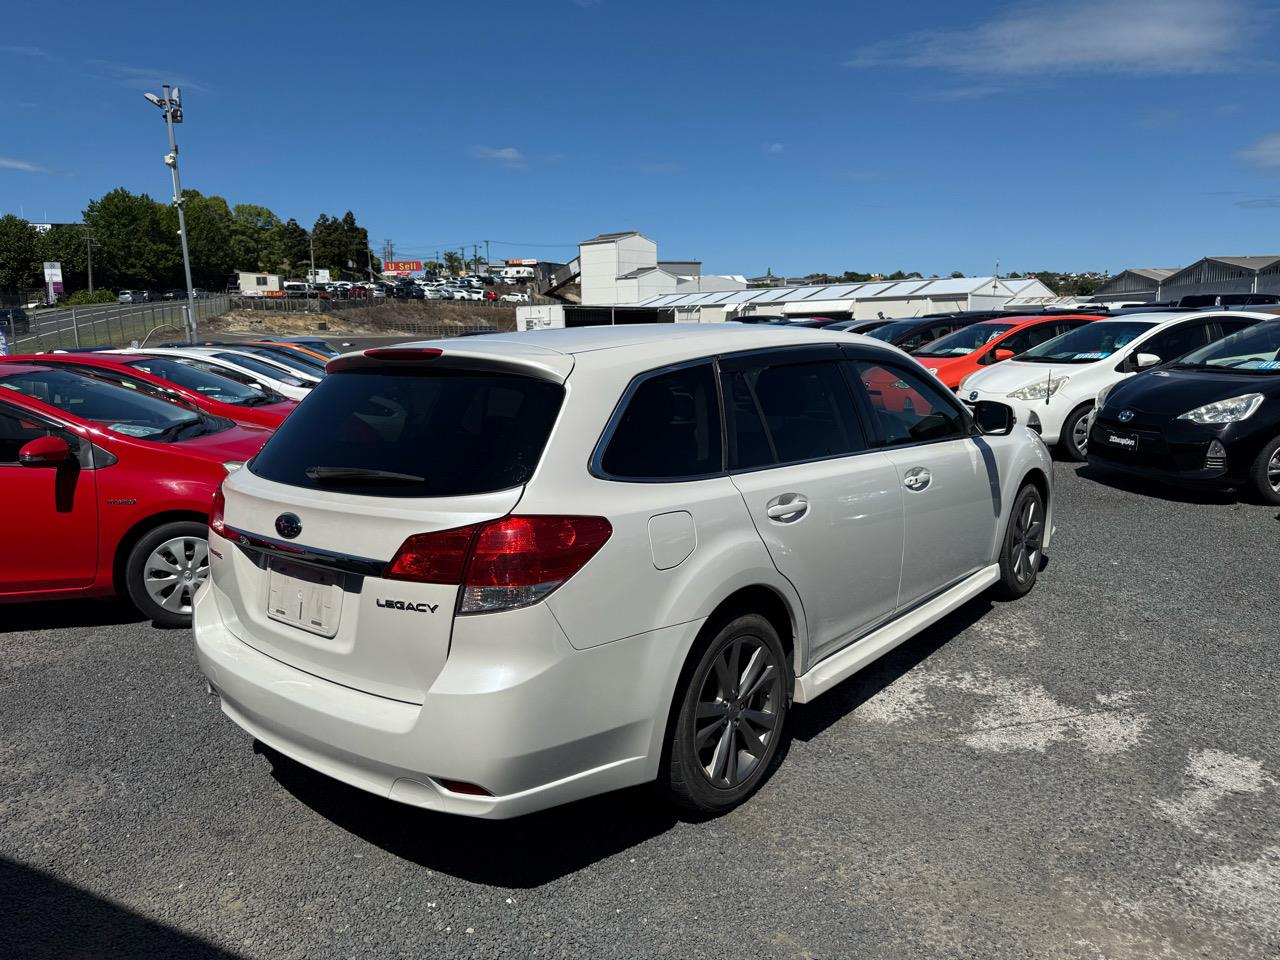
[239,348,325,377]
[249,368,564,498]
[864,320,922,343]
[209,352,310,385]
[124,356,272,405]
[1017,321,1156,364]
[1171,321,1280,374]
[915,323,1016,357]
[0,368,221,441]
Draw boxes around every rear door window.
[721,359,865,469]
[599,363,722,480]
[249,368,564,497]
[1142,321,1212,363]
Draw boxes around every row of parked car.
[736,306,1280,501]
[0,336,335,626]
[117,289,212,304]
[6,311,1280,822]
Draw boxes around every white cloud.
[1237,196,1280,208]
[1239,133,1280,172]
[0,156,48,174]
[846,169,882,181]
[919,84,1005,102]
[471,145,526,167]
[84,60,209,93]
[0,46,48,58]
[766,142,784,154]
[847,0,1262,74]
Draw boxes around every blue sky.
[2,0,1278,277]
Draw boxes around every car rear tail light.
[384,515,612,614]
[210,481,226,536]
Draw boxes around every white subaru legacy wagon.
[195,325,1054,818]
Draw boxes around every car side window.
[850,360,968,446]
[1216,319,1257,337]
[1001,324,1065,356]
[0,406,59,465]
[1142,322,1211,363]
[721,360,865,469]
[600,362,722,480]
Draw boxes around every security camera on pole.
[144,86,197,344]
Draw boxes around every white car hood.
[966,360,1085,393]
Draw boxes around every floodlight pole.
[151,84,198,343]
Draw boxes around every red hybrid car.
[911,314,1106,390]
[1,352,297,428]
[0,363,271,625]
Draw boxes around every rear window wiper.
[304,466,426,484]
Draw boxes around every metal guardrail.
[12,296,232,353]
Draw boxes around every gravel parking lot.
[4,464,1278,960]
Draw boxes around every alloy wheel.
[694,636,783,789]
[1269,450,1280,494]
[1011,495,1044,585]
[1073,410,1092,455]
[143,537,209,615]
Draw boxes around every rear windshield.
[249,368,564,497]
[124,356,269,405]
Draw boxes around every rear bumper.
[193,580,700,819]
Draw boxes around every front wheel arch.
[112,509,209,596]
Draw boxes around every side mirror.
[1135,352,1161,370]
[993,348,1015,362]
[972,400,1015,436]
[19,435,71,467]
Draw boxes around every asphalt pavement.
[3,465,1278,959]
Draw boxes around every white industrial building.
[562,232,747,304]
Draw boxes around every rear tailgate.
[214,473,521,704]
[209,345,571,704]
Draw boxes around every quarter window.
[601,363,722,480]
[722,360,865,469]
[851,361,968,446]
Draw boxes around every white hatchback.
[960,311,1271,459]
[195,326,1055,818]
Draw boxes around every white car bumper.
[193,579,700,819]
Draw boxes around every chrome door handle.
[766,494,809,522]
[903,467,931,492]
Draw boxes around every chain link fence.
[12,296,232,353]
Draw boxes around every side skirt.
[792,563,1000,704]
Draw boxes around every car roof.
[0,362,52,376]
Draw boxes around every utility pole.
[484,239,490,275]
[144,85,197,343]
[309,232,316,285]
[84,228,94,293]
[382,238,394,264]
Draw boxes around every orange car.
[912,314,1106,390]
[244,340,332,363]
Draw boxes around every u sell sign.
[383,260,422,276]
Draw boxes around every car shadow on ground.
[789,597,993,744]
[1074,464,1243,505]
[3,857,242,959]
[0,597,145,634]
[260,743,683,888]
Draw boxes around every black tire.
[124,520,210,627]
[662,614,791,815]
[993,484,1045,600]
[1248,435,1280,505]
[1057,404,1093,462]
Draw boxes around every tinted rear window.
[249,368,564,497]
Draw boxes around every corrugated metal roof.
[581,231,648,245]
[1206,256,1280,270]
[630,276,1049,308]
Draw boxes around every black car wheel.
[124,520,210,627]
[1248,435,1280,505]
[663,614,790,815]
[1058,404,1093,462]
[994,483,1045,599]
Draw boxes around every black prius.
[1088,317,1280,502]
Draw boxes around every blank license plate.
[267,559,343,637]
[1103,430,1139,451]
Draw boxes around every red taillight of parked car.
[384,515,612,614]
[210,482,226,536]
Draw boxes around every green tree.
[443,251,464,276]
[181,190,236,288]
[0,215,40,291]
[229,204,280,272]
[36,225,89,292]
[267,218,311,277]
[311,213,349,275]
[83,189,179,289]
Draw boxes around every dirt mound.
[206,301,518,337]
